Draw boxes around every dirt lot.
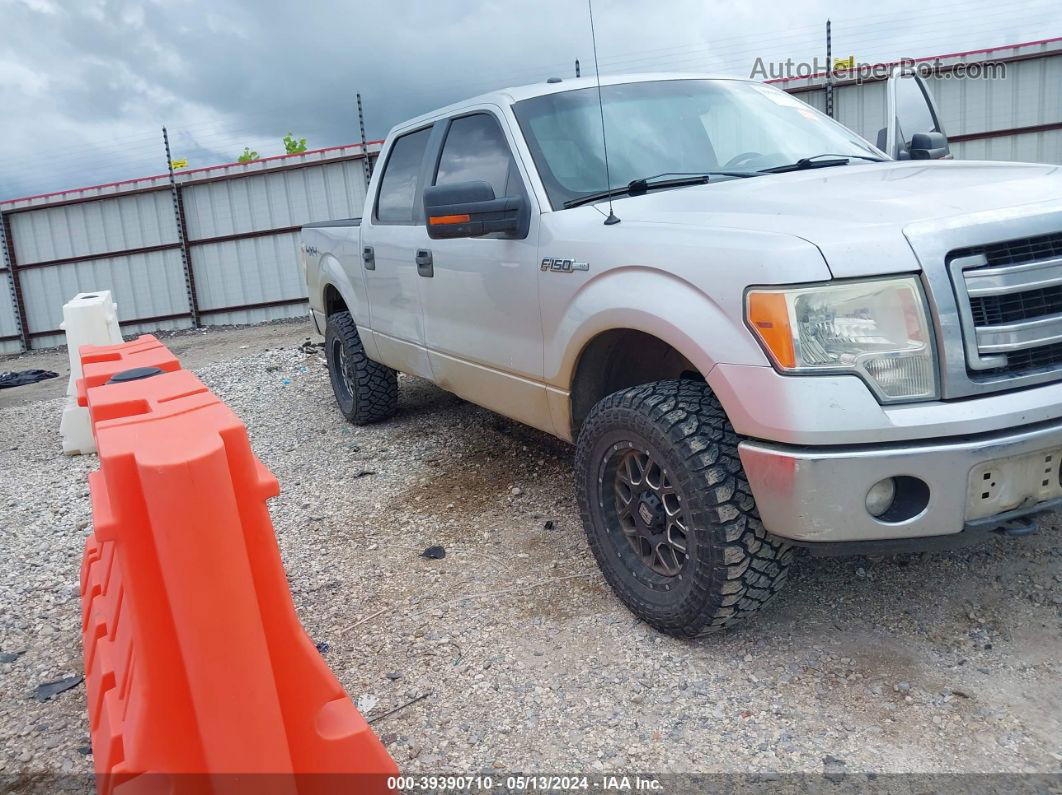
[1,320,1059,778]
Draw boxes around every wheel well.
[569,329,702,437]
[323,284,348,317]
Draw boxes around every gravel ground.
[1,319,1060,778]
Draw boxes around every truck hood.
[598,160,1062,278]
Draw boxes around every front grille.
[970,285,1062,326]
[991,341,1062,374]
[951,231,1062,379]
[974,231,1062,267]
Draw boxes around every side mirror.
[423,180,526,240]
[909,131,951,160]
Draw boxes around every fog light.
[866,478,897,517]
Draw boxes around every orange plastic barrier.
[75,334,181,408]
[79,338,398,794]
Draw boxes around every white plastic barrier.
[59,291,124,455]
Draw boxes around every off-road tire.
[324,311,398,424]
[575,379,792,637]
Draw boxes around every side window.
[435,113,519,198]
[894,76,939,152]
[375,127,431,224]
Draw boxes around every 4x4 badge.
[541,257,589,273]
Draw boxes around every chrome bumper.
[739,418,1062,543]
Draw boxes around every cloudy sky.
[0,0,1058,200]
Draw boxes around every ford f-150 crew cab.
[300,72,1062,637]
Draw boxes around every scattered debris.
[0,370,59,389]
[352,469,375,479]
[543,520,555,530]
[385,671,402,681]
[32,675,83,702]
[356,693,379,714]
[368,691,432,725]
[315,641,330,654]
[421,545,446,560]
[0,650,26,663]
[823,755,847,783]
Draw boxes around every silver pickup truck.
[300,72,1062,637]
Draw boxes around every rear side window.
[375,127,431,223]
[434,113,519,198]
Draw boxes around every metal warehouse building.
[1,37,1059,354]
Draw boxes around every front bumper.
[739,417,1062,544]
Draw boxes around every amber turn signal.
[746,291,796,368]
[428,214,471,225]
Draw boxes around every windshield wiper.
[759,153,886,174]
[563,171,757,209]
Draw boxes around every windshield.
[512,79,882,210]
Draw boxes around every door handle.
[362,246,375,270]
[415,249,433,278]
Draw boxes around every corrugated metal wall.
[0,144,376,351]
[7,191,187,349]
[9,192,177,264]
[182,159,368,325]
[778,38,1062,163]
[19,252,191,350]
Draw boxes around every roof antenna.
[588,0,619,225]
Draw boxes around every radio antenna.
[588,0,619,225]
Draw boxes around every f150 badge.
[541,257,589,273]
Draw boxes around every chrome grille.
[951,231,1062,378]
[973,231,1062,267]
[970,285,1062,326]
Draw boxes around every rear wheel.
[324,311,398,424]
[575,380,792,637]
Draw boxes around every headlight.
[746,277,937,402]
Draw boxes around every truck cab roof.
[391,72,749,135]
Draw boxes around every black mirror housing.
[909,131,951,160]
[423,181,527,239]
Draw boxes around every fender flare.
[316,256,380,359]
[550,266,769,391]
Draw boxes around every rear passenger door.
[361,126,435,379]
[417,110,551,433]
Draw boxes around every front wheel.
[323,311,398,424]
[575,380,792,637]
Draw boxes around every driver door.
[415,110,551,434]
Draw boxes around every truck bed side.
[300,218,364,336]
